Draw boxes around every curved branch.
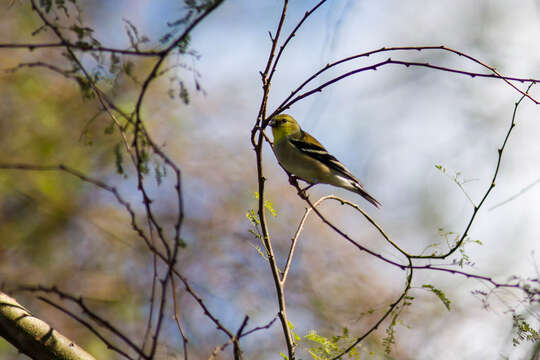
[332,258,414,360]
[279,58,539,112]
[413,82,535,259]
[274,45,540,114]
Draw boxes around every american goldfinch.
[269,114,380,208]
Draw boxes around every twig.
[412,82,535,259]
[0,42,162,56]
[170,276,188,360]
[233,316,249,360]
[332,258,414,360]
[274,45,540,115]
[489,177,540,210]
[20,286,145,359]
[239,316,278,338]
[280,58,539,112]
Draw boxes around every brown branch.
[139,235,159,359]
[252,0,289,145]
[30,0,173,259]
[274,45,540,115]
[5,61,77,77]
[36,297,135,360]
[332,258,414,360]
[409,265,539,297]
[170,276,188,360]
[280,58,539,112]
[171,270,234,340]
[0,291,96,360]
[233,316,248,360]
[266,0,329,87]
[239,316,278,338]
[0,162,235,349]
[0,42,162,56]
[0,162,162,258]
[412,82,535,259]
[18,286,145,359]
[251,0,298,358]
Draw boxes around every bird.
[269,113,380,208]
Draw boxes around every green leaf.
[512,314,540,346]
[422,284,451,310]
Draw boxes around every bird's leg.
[288,175,299,187]
[301,183,315,192]
[297,183,315,199]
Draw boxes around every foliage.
[303,328,362,360]
[512,314,540,346]
[422,285,451,311]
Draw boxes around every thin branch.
[251,0,298,358]
[280,58,539,112]
[267,0,329,87]
[489,177,540,210]
[5,61,77,78]
[409,265,539,297]
[0,42,162,56]
[139,222,159,359]
[251,0,289,144]
[208,339,233,360]
[0,162,161,258]
[170,276,188,360]
[239,316,278,338]
[333,258,414,360]
[280,194,405,284]
[207,315,278,360]
[19,286,146,359]
[171,270,235,340]
[233,316,249,360]
[281,201,313,284]
[412,82,535,259]
[274,45,540,115]
[37,296,135,360]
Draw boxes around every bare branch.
[275,45,540,114]
[413,82,535,259]
[18,286,145,359]
[0,291,96,360]
[0,42,162,56]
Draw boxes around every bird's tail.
[352,183,381,208]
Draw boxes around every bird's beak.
[268,118,276,128]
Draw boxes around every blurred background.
[1,0,540,359]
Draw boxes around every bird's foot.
[297,183,315,199]
[288,175,299,187]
